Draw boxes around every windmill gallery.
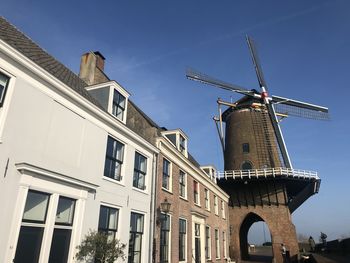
[0,16,328,263]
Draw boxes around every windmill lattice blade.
[274,103,329,120]
[246,36,267,89]
[272,95,329,120]
[186,68,254,95]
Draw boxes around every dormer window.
[85,81,130,124]
[161,129,188,157]
[201,165,217,182]
[112,89,126,120]
[179,135,186,154]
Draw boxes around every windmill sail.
[272,95,329,120]
[186,68,254,96]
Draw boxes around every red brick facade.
[154,140,229,263]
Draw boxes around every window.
[0,71,10,107]
[205,226,211,259]
[133,152,147,190]
[193,180,199,205]
[179,219,187,261]
[179,135,186,154]
[104,136,124,181]
[160,214,170,263]
[128,212,144,263]
[214,195,218,215]
[242,143,250,153]
[215,229,220,259]
[242,161,252,170]
[49,197,76,263]
[15,191,76,263]
[179,170,186,198]
[223,231,227,258]
[98,205,119,240]
[205,189,210,210]
[221,200,225,219]
[162,159,171,191]
[112,89,126,120]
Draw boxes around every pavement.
[311,253,350,263]
[241,246,273,263]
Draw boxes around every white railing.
[215,167,319,181]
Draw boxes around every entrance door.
[194,223,201,263]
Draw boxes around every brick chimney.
[79,51,109,85]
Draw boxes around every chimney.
[94,51,105,71]
[79,51,109,85]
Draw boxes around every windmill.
[186,36,329,262]
[187,36,328,170]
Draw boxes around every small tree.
[76,230,126,263]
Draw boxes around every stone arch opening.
[239,212,273,262]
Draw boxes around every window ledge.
[132,187,148,195]
[102,176,125,186]
[179,196,188,202]
[162,187,173,195]
[194,203,201,208]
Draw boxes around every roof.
[0,16,205,174]
[0,16,101,108]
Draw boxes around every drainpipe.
[148,152,158,263]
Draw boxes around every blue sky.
[2,0,350,243]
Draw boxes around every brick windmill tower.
[186,36,328,263]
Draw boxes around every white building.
[0,16,158,263]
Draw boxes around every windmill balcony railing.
[215,167,319,181]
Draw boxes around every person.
[281,243,287,263]
[320,232,327,251]
[308,236,315,252]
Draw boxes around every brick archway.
[228,206,299,263]
[239,212,268,260]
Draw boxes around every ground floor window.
[179,219,186,261]
[14,190,76,263]
[128,212,144,263]
[160,214,170,263]
[98,205,119,241]
[215,229,220,259]
[205,226,211,259]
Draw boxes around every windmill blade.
[246,36,267,89]
[272,95,329,120]
[186,68,255,96]
[266,103,293,168]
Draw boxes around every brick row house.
[0,16,229,263]
[155,129,229,263]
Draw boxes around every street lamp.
[160,198,171,214]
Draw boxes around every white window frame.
[133,151,148,191]
[103,135,126,183]
[205,225,211,260]
[193,180,200,206]
[162,158,172,192]
[223,231,227,259]
[179,217,187,262]
[0,68,15,141]
[160,213,172,263]
[179,170,187,199]
[98,203,121,240]
[204,189,210,211]
[214,195,218,215]
[221,200,226,219]
[215,228,220,259]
